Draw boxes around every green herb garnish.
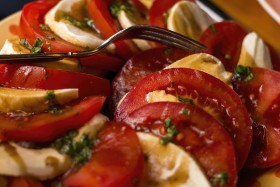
[178,96,193,105]
[160,118,180,145]
[53,131,95,165]
[181,109,190,116]
[63,14,94,29]
[233,65,254,81]
[211,171,229,187]
[19,38,43,53]
[40,24,52,32]
[110,0,132,17]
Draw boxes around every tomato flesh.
[115,68,252,170]
[232,67,280,168]
[0,64,110,98]
[199,21,247,72]
[123,102,237,187]
[62,122,144,187]
[110,47,190,114]
[8,177,44,187]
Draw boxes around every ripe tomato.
[149,0,181,28]
[115,68,252,170]
[0,64,110,98]
[87,0,138,59]
[199,21,247,72]
[20,1,124,72]
[232,67,280,168]
[62,122,144,187]
[0,96,105,142]
[110,47,190,114]
[123,102,237,187]
[8,177,44,187]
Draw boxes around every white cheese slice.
[237,32,273,69]
[138,132,211,187]
[45,0,114,52]
[0,37,30,55]
[167,1,215,40]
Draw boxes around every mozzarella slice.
[0,113,108,180]
[137,132,211,187]
[237,32,273,69]
[165,53,232,85]
[167,1,215,40]
[0,87,78,113]
[138,0,153,10]
[118,10,154,50]
[0,37,30,54]
[45,0,114,52]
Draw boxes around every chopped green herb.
[224,53,231,60]
[132,178,140,186]
[40,24,52,32]
[178,96,193,105]
[181,109,190,116]
[211,171,229,187]
[46,90,56,101]
[63,14,94,29]
[160,118,179,145]
[19,38,44,53]
[233,65,254,81]
[110,0,132,17]
[53,131,95,165]
[210,24,216,33]
[164,48,173,56]
[46,35,55,41]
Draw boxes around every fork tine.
[137,34,202,53]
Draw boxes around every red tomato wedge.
[110,47,190,114]
[199,21,247,72]
[123,102,237,187]
[87,0,138,59]
[115,68,252,170]
[62,122,144,187]
[232,67,280,168]
[20,1,123,72]
[0,96,105,142]
[0,64,110,98]
[8,177,44,187]
[149,0,181,28]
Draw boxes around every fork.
[0,24,207,63]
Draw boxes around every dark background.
[0,0,33,20]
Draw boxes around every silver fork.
[0,24,207,63]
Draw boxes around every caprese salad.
[0,0,280,187]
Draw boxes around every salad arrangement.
[0,0,280,187]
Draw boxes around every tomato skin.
[149,0,181,28]
[110,47,190,114]
[199,21,247,72]
[87,0,138,59]
[62,122,144,187]
[0,96,105,142]
[115,68,252,170]
[0,64,110,98]
[232,67,280,168]
[8,177,44,187]
[123,102,237,187]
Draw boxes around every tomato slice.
[0,64,110,98]
[232,67,280,168]
[8,177,44,187]
[115,68,252,170]
[149,0,181,28]
[62,122,144,187]
[20,1,123,72]
[123,102,237,187]
[0,96,105,142]
[110,47,190,114]
[199,21,247,72]
[87,0,138,59]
